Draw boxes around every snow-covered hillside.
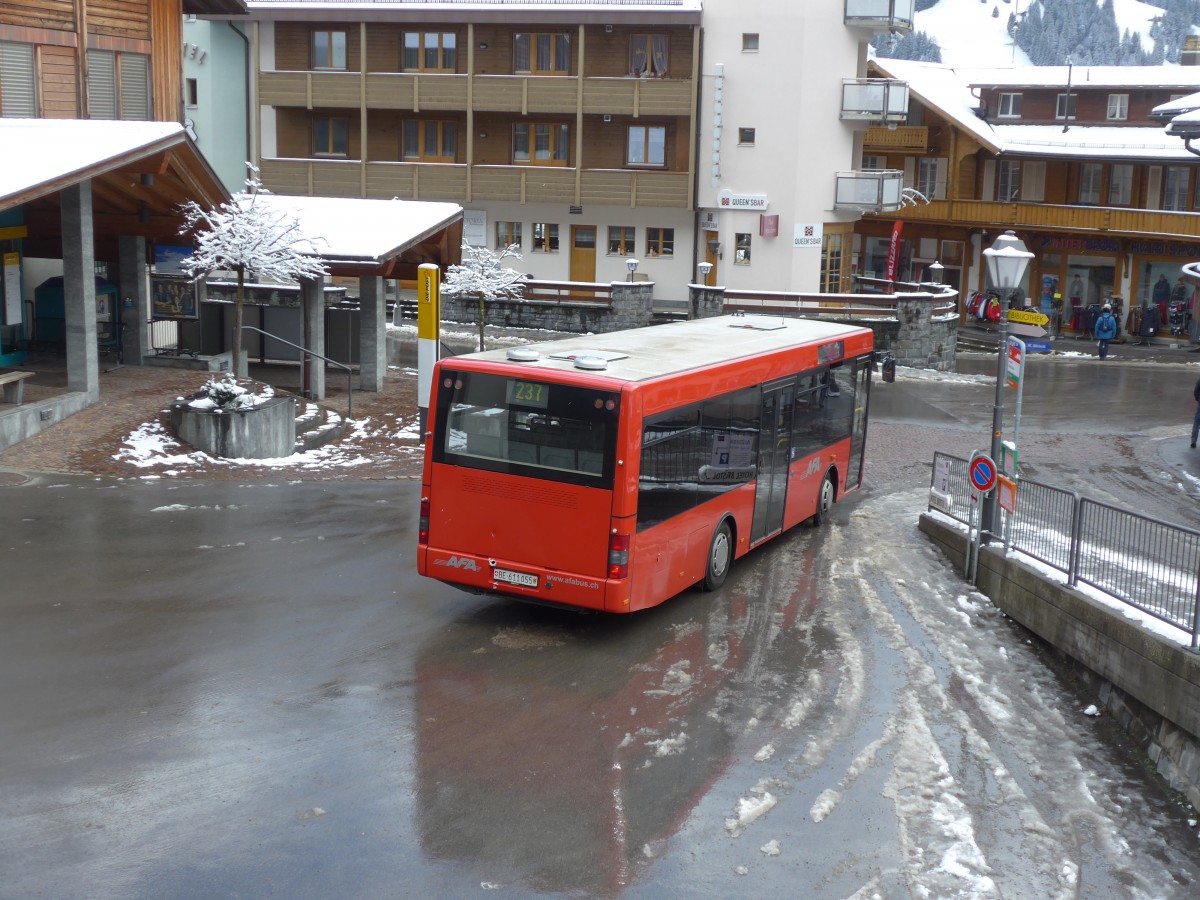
[915,0,1166,67]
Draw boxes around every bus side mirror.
[880,353,896,383]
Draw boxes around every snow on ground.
[915,0,1167,68]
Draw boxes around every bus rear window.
[432,370,620,487]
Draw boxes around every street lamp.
[697,261,713,285]
[981,230,1034,541]
[626,258,639,282]
[928,261,944,285]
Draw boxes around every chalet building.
[209,0,915,299]
[862,59,1200,334]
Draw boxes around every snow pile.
[188,374,275,411]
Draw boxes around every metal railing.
[241,325,354,419]
[723,279,957,320]
[930,451,1200,650]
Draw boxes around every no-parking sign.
[968,452,998,495]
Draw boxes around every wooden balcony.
[863,125,928,152]
[365,73,468,111]
[260,70,692,117]
[258,159,691,208]
[881,198,1200,239]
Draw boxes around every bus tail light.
[608,533,629,579]
[419,497,430,544]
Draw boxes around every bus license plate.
[494,567,538,588]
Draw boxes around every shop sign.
[462,209,487,247]
[1035,235,1121,253]
[717,190,769,210]
[699,209,719,230]
[1007,308,1048,325]
[759,214,779,237]
[1128,239,1200,258]
[793,223,823,250]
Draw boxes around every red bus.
[418,314,877,612]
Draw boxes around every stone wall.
[438,282,657,333]
[919,512,1200,812]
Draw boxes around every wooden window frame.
[496,221,522,250]
[402,31,457,73]
[532,222,560,253]
[402,119,458,162]
[313,115,350,157]
[820,232,843,294]
[513,122,569,166]
[312,29,348,71]
[626,124,666,167]
[1163,167,1190,212]
[734,232,752,266]
[86,49,150,121]
[607,226,635,256]
[997,160,1020,202]
[0,41,38,118]
[629,34,669,77]
[645,227,674,258]
[514,33,570,75]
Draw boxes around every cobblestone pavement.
[0,361,425,482]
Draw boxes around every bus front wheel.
[703,520,734,591]
[812,473,836,526]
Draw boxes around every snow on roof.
[872,59,1199,161]
[870,59,1000,152]
[250,193,462,264]
[0,119,188,207]
[992,123,1197,160]
[1154,90,1200,117]
[961,65,1200,90]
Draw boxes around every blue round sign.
[969,454,998,493]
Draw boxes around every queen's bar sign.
[793,223,823,249]
[717,190,768,210]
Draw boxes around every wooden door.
[570,226,596,285]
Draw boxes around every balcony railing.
[257,158,691,208]
[834,169,905,212]
[863,124,928,152]
[259,70,693,118]
[841,78,908,124]
[844,0,916,33]
[879,198,1200,239]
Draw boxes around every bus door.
[751,381,795,545]
[845,358,871,491]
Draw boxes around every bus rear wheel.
[703,520,733,591]
[812,473,836,526]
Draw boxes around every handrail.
[240,325,353,419]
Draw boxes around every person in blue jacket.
[1094,304,1118,359]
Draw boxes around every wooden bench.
[0,370,35,405]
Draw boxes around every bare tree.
[178,165,328,378]
[442,241,525,351]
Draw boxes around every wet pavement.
[3,327,1200,896]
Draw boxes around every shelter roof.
[247,193,464,277]
[0,119,230,260]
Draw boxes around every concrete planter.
[170,395,297,460]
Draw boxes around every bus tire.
[703,520,734,592]
[812,472,836,526]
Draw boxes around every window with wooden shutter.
[119,54,150,121]
[87,49,117,119]
[0,41,38,118]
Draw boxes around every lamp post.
[981,230,1034,541]
[697,261,713,285]
[626,258,639,282]
[929,260,944,285]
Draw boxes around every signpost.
[967,450,997,582]
[1006,308,1049,326]
[1007,322,1047,339]
[1022,339,1052,353]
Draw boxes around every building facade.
[212,0,914,300]
[183,15,251,192]
[863,59,1200,334]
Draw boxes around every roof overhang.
[234,194,465,279]
[237,0,702,25]
[184,0,249,14]
[1,119,231,261]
